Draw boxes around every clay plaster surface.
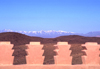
[82,42,100,65]
[0,41,14,65]
[54,42,72,64]
[26,42,44,64]
[0,65,100,69]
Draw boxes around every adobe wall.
[81,42,100,65]
[0,41,14,65]
[54,42,72,64]
[0,65,100,69]
[0,41,100,67]
[26,42,44,64]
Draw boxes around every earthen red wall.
[54,42,72,64]
[0,41,100,66]
[0,41,14,65]
[26,42,44,64]
[81,42,100,65]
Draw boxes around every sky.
[0,0,100,33]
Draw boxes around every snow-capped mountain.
[0,29,13,32]
[1,29,100,38]
[0,29,78,38]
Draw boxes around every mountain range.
[0,29,100,38]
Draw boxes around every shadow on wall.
[2,41,99,65]
[11,43,85,65]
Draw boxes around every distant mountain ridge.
[0,29,100,38]
[0,29,75,34]
[0,29,78,38]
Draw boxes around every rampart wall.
[0,41,100,69]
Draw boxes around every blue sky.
[0,0,100,33]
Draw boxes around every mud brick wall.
[54,42,72,64]
[26,42,44,64]
[0,41,14,65]
[81,42,100,65]
[0,41,100,65]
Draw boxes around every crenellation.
[0,41,14,65]
[0,41,100,67]
[26,42,44,64]
[54,42,72,64]
[81,42,100,65]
